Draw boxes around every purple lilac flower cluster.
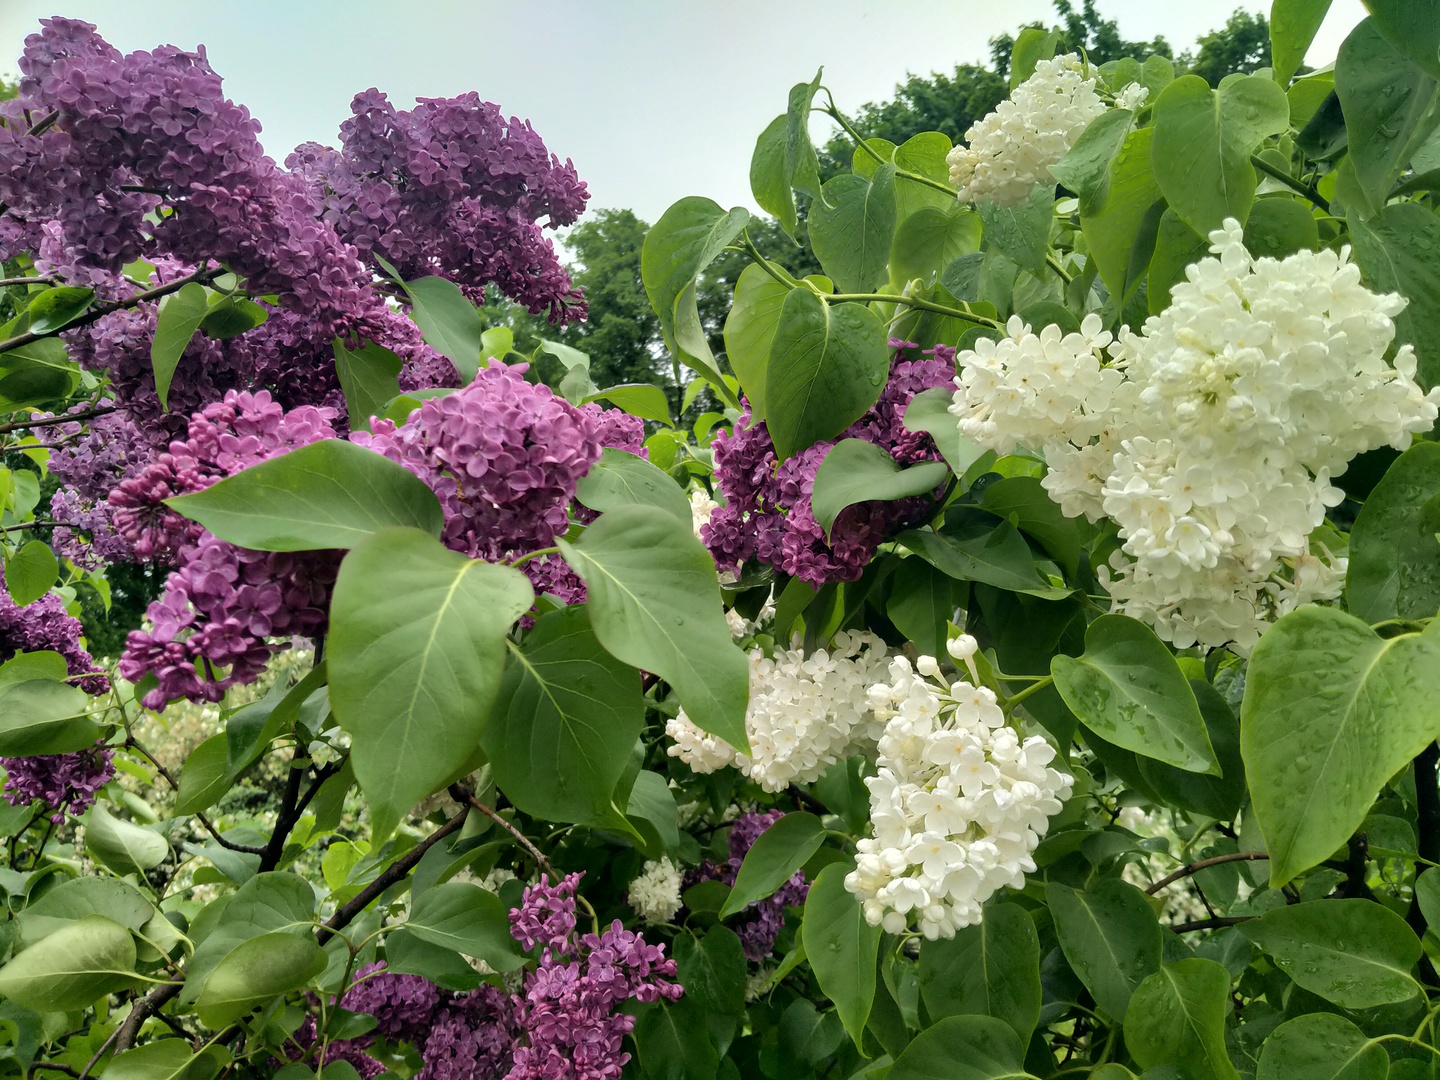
[4,18,381,331]
[703,343,955,586]
[112,391,342,708]
[351,362,601,564]
[687,810,810,962]
[0,563,108,693]
[507,873,683,1080]
[288,89,588,322]
[0,745,114,823]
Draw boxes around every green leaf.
[200,296,267,339]
[167,439,444,552]
[1125,959,1238,1080]
[406,882,525,971]
[634,997,720,1080]
[1240,609,1440,886]
[1050,109,1136,207]
[558,506,750,751]
[720,813,824,918]
[0,337,80,412]
[917,903,1041,1044]
[182,873,316,1000]
[1348,201,1440,389]
[225,661,329,776]
[981,475,1082,578]
[674,927,746,1016]
[86,804,168,875]
[886,558,955,659]
[1335,19,1440,218]
[1346,441,1440,621]
[625,768,680,856]
[375,258,482,382]
[195,932,327,1028]
[1240,898,1421,1008]
[329,528,533,836]
[1364,0,1440,81]
[977,186,1053,275]
[1011,26,1061,86]
[810,440,949,539]
[1256,1012,1387,1080]
[1147,210,1209,315]
[381,927,482,992]
[895,520,1063,598]
[786,69,825,199]
[485,605,644,826]
[1272,0,1335,85]
[1243,197,1320,259]
[723,263,790,419]
[103,1041,221,1080]
[1137,681,1246,820]
[1052,614,1219,773]
[175,733,230,815]
[333,339,402,431]
[1081,128,1164,303]
[0,679,100,756]
[1150,74,1290,236]
[887,1015,1034,1080]
[802,862,881,1050]
[892,204,981,286]
[151,282,209,411]
[24,286,93,335]
[15,877,155,952]
[809,165,898,293]
[764,290,891,460]
[1047,879,1162,1022]
[0,914,136,1012]
[751,113,799,237]
[0,650,67,692]
[4,541,56,607]
[585,383,672,426]
[574,448,691,523]
[903,387,989,477]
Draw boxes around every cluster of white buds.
[845,635,1073,939]
[626,857,684,924]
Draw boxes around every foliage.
[2,6,1440,1080]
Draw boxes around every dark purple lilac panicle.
[702,342,956,586]
[0,745,114,823]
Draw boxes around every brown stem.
[0,266,222,355]
[1168,915,1254,933]
[317,806,470,945]
[113,981,183,1051]
[260,756,307,872]
[125,737,266,855]
[787,785,831,816]
[468,797,555,878]
[26,110,59,138]
[0,276,57,288]
[1145,851,1270,895]
[0,407,115,434]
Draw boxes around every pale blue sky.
[0,1,1366,225]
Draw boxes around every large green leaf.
[1348,201,1440,389]
[723,262,790,419]
[802,862,881,1050]
[0,679,101,756]
[1148,209,1209,314]
[1052,614,1218,774]
[786,69,824,198]
[891,203,981,284]
[174,733,230,816]
[332,338,402,431]
[151,282,209,411]
[634,997,720,1080]
[674,927,747,1017]
[0,914,136,1012]
[887,1015,1035,1080]
[1240,899,1421,1008]
[1345,440,1440,621]
[14,877,155,951]
[167,440,444,551]
[182,873,316,1001]
[981,475,1083,578]
[895,520,1065,599]
[1150,75,1290,236]
[102,1041,222,1080]
[751,113,799,237]
[584,383,673,426]
[810,440,949,538]
[1271,0,1335,85]
[809,166,898,293]
[764,289,890,460]
[1364,0,1440,81]
[1256,1013,1388,1080]
[329,527,533,836]
[86,804,168,876]
[485,605,644,826]
[195,932,327,1028]
[24,286,94,335]
[1050,109,1136,207]
[977,186,1053,275]
[1242,196,1319,259]
[1125,959,1238,1080]
[557,506,749,750]
[1335,18,1440,218]
[1137,681,1247,820]
[1047,879,1162,1022]
[1080,128,1163,303]
[1240,608,1440,886]
[574,448,691,522]
[406,882,525,971]
[902,388,989,478]
[720,812,824,918]
[917,903,1041,1044]
[375,257,482,383]
[5,540,56,607]
[0,338,81,412]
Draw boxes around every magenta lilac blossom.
[1,745,114,823]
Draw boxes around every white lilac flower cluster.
[626,858,684,925]
[845,636,1073,939]
[946,53,1108,207]
[950,220,1440,651]
[665,631,892,791]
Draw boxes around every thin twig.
[1250,154,1331,213]
[0,276,56,288]
[124,737,266,855]
[114,981,183,1051]
[469,797,555,877]
[0,406,114,434]
[1145,851,1269,894]
[1168,915,1254,933]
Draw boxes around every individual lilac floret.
[1,745,114,823]
[703,342,954,586]
[352,363,601,562]
[687,810,810,962]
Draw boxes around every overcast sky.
[0,1,1367,226]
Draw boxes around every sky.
[0,1,1368,227]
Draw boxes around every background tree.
[1187,9,1272,84]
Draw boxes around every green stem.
[1046,252,1073,285]
[826,292,998,327]
[1002,674,1054,712]
[509,546,560,570]
[740,232,801,289]
[820,101,958,198]
[1250,154,1331,213]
